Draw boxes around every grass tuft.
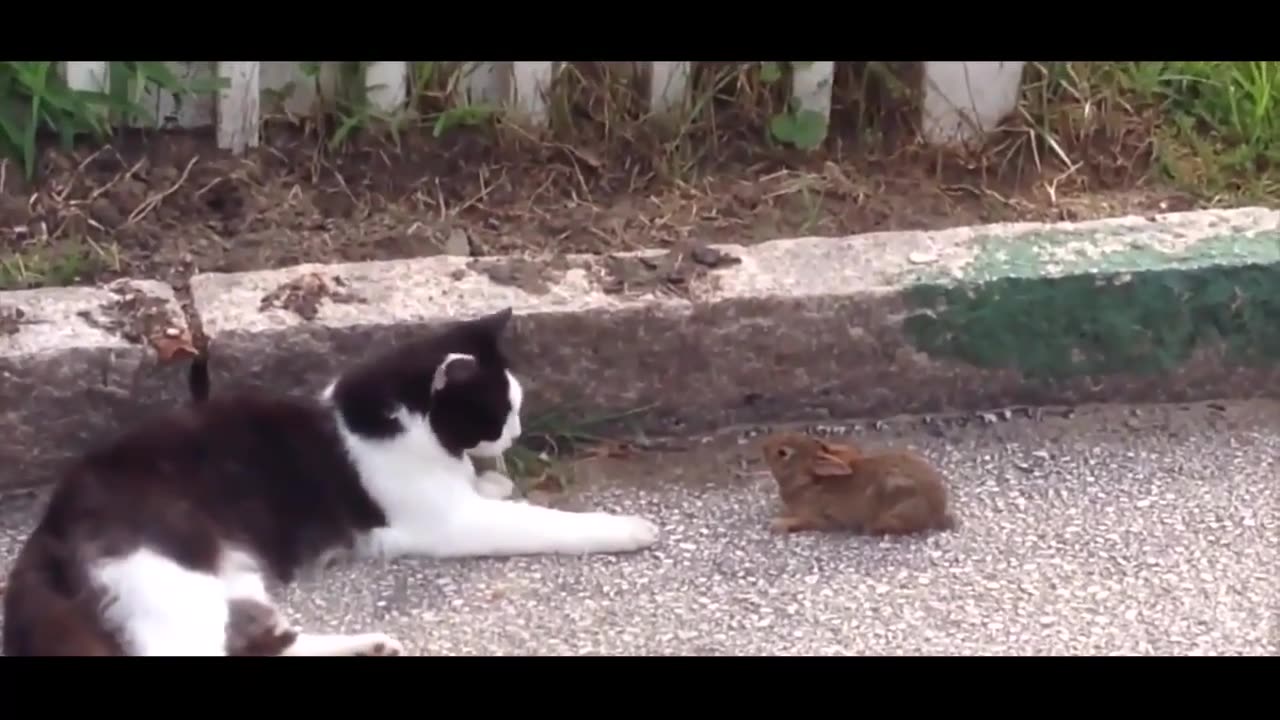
[495,402,659,491]
[990,62,1279,202]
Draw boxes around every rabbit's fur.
[759,431,956,536]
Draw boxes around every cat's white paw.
[591,513,661,553]
[474,470,517,500]
[352,633,405,656]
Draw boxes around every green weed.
[1146,61,1278,193]
[0,248,100,290]
[0,61,225,183]
[1010,61,1279,199]
[497,402,659,490]
[759,61,828,150]
[274,61,500,152]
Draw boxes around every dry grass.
[328,60,1276,240]
[4,62,1272,295]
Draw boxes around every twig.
[452,176,497,216]
[193,177,225,199]
[524,170,555,214]
[322,157,359,210]
[88,158,146,203]
[565,153,592,203]
[52,147,110,204]
[125,156,198,226]
[1043,161,1084,205]
[434,178,447,221]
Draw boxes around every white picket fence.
[61,61,1027,155]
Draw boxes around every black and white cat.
[1,307,660,656]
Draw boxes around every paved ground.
[1,399,1275,655]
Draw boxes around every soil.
[0,305,30,336]
[464,239,743,298]
[0,118,1206,300]
[259,271,367,322]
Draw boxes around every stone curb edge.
[3,207,1278,491]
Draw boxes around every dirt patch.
[596,241,741,297]
[0,305,35,337]
[0,118,1205,294]
[463,240,742,297]
[259,272,366,321]
[467,256,575,295]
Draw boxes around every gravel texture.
[1,400,1275,656]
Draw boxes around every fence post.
[921,61,1025,147]
[509,61,554,127]
[63,62,110,125]
[459,62,505,105]
[217,62,261,155]
[790,61,835,134]
[365,62,408,114]
[261,61,321,117]
[63,62,108,93]
[649,61,692,116]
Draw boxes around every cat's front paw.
[596,514,661,552]
[473,470,517,500]
[351,633,405,657]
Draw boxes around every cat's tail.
[189,355,211,405]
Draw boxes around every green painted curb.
[901,216,1280,381]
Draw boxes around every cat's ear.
[471,307,514,337]
[432,353,479,392]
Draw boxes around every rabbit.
[758,431,956,536]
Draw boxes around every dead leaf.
[526,470,568,495]
[151,331,199,363]
[583,440,635,460]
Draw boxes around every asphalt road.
[1,399,1275,655]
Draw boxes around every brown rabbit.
[758,431,956,536]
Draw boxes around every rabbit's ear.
[811,451,852,478]
[818,438,859,458]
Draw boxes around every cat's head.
[328,307,523,459]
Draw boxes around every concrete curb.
[3,207,1278,490]
[1,279,193,490]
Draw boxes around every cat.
[0,306,661,656]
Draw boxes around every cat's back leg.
[220,551,405,657]
[90,547,230,655]
[223,598,404,656]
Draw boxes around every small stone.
[908,250,938,264]
[164,326,181,338]
[445,228,471,256]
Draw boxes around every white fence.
[61,61,1027,155]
